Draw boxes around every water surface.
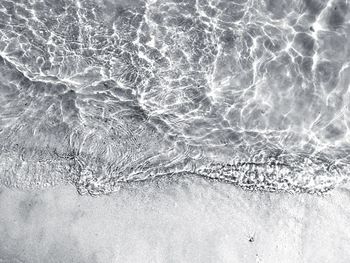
[0,0,349,195]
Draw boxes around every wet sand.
[1,177,350,263]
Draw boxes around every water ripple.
[0,0,349,195]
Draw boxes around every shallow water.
[0,0,350,195]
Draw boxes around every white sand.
[1,177,350,263]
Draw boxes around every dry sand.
[1,177,350,263]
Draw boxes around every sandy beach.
[1,177,350,263]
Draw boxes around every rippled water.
[0,0,349,195]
